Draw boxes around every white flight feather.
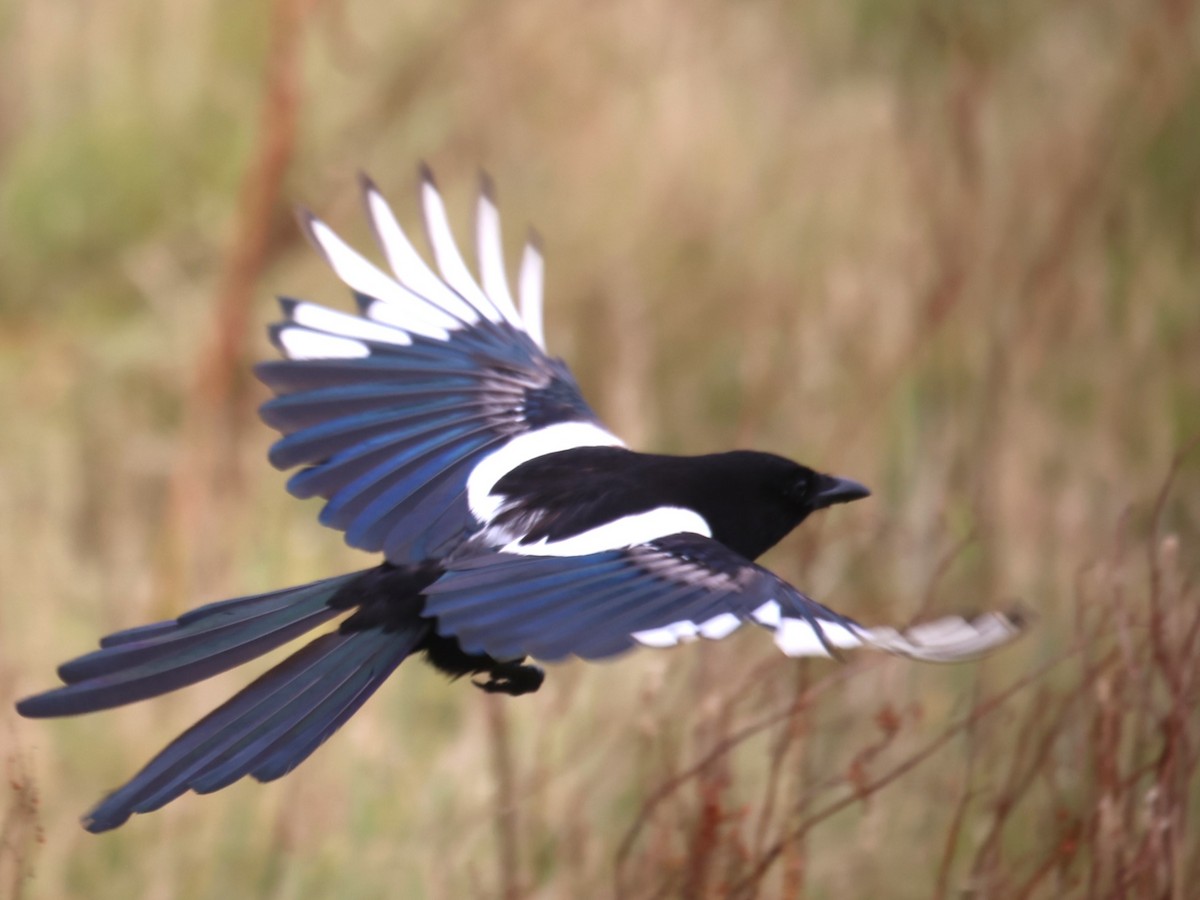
[362,182,481,324]
[306,217,457,340]
[277,327,371,360]
[475,189,525,329]
[419,176,499,322]
[518,240,545,350]
[287,301,412,346]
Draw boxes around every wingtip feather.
[518,236,546,349]
[417,160,436,189]
[295,206,320,245]
[357,170,379,196]
[478,169,496,201]
[864,609,1027,663]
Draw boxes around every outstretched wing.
[423,533,1024,663]
[257,171,623,565]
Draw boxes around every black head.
[782,465,871,517]
[684,451,870,560]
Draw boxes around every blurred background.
[1,0,1198,897]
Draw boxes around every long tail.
[16,570,430,832]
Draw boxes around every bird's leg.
[473,659,545,696]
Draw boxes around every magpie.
[17,168,1023,832]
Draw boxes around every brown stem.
[729,647,1106,899]
[159,0,307,600]
[486,696,521,900]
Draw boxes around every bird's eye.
[786,474,811,502]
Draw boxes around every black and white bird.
[17,169,1023,832]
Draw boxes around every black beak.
[814,474,871,509]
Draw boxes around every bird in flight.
[18,168,1023,832]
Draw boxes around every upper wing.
[423,533,1023,663]
[257,171,623,564]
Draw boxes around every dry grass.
[1,0,1198,897]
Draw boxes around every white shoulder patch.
[467,422,625,523]
[503,508,711,557]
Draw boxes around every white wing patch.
[774,618,864,657]
[503,507,711,557]
[632,621,698,648]
[696,612,742,639]
[751,600,782,628]
[466,421,625,523]
[631,610,744,648]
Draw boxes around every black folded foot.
[473,660,545,696]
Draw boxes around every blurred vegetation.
[2,0,1199,897]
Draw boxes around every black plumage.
[17,169,1023,832]
[490,447,868,559]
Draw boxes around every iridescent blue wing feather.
[423,534,857,662]
[424,533,1023,664]
[258,173,624,565]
